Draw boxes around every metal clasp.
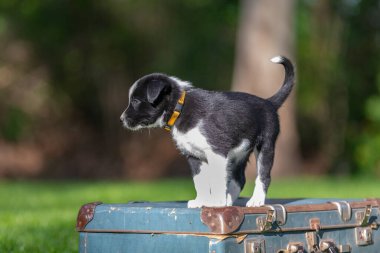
[244,238,265,253]
[355,205,372,226]
[355,226,373,246]
[256,204,287,232]
[306,232,351,252]
[305,231,318,252]
[287,242,304,253]
[319,240,339,253]
[277,243,305,253]
[330,201,352,222]
[257,209,274,231]
[309,218,321,231]
[338,244,352,252]
[270,204,287,226]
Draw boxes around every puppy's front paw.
[187,199,204,208]
[246,197,265,207]
[207,199,229,207]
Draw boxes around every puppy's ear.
[147,80,171,106]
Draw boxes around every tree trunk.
[232,0,301,178]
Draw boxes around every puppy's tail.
[267,56,295,109]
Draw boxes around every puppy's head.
[120,73,187,131]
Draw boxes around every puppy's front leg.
[187,153,229,208]
[187,156,210,208]
[205,152,229,207]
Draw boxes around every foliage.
[0,0,380,176]
[0,106,30,141]
[1,178,379,252]
[296,0,380,175]
[0,0,238,177]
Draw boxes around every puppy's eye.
[131,99,141,108]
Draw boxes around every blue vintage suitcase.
[77,198,380,252]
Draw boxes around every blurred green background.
[1,0,380,178]
[1,0,380,252]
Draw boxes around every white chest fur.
[171,122,211,161]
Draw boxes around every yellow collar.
[164,91,186,131]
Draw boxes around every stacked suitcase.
[77,198,380,252]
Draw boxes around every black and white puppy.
[120,56,294,208]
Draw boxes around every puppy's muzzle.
[120,113,125,123]
[120,113,131,127]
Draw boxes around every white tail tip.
[270,56,283,63]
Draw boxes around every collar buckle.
[165,91,186,131]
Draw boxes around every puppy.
[120,56,294,207]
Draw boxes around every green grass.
[0,177,379,252]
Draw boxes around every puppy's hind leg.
[227,160,247,206]
[227,179,241,206]
[246,144,274,207]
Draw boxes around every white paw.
[187,199,204,208]
[246,197,265,207]
[187,198,229,208]
[226,196,234,206]
[206,199,228,207]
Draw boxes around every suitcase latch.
[244,238,265,253]
[257,209,274,232]
[277,242,305,253]
[305,231,318,252]
[287,242,304,253]
[256,204,287,231]
[319,240,339,253]
[306,232,351,253]
[355,205,372,226]
[355,226,373,246]
[309,218,321,231]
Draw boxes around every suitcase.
[77,198,380,252]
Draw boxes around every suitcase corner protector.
[76,201,103,231]
[201,206,245,234]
